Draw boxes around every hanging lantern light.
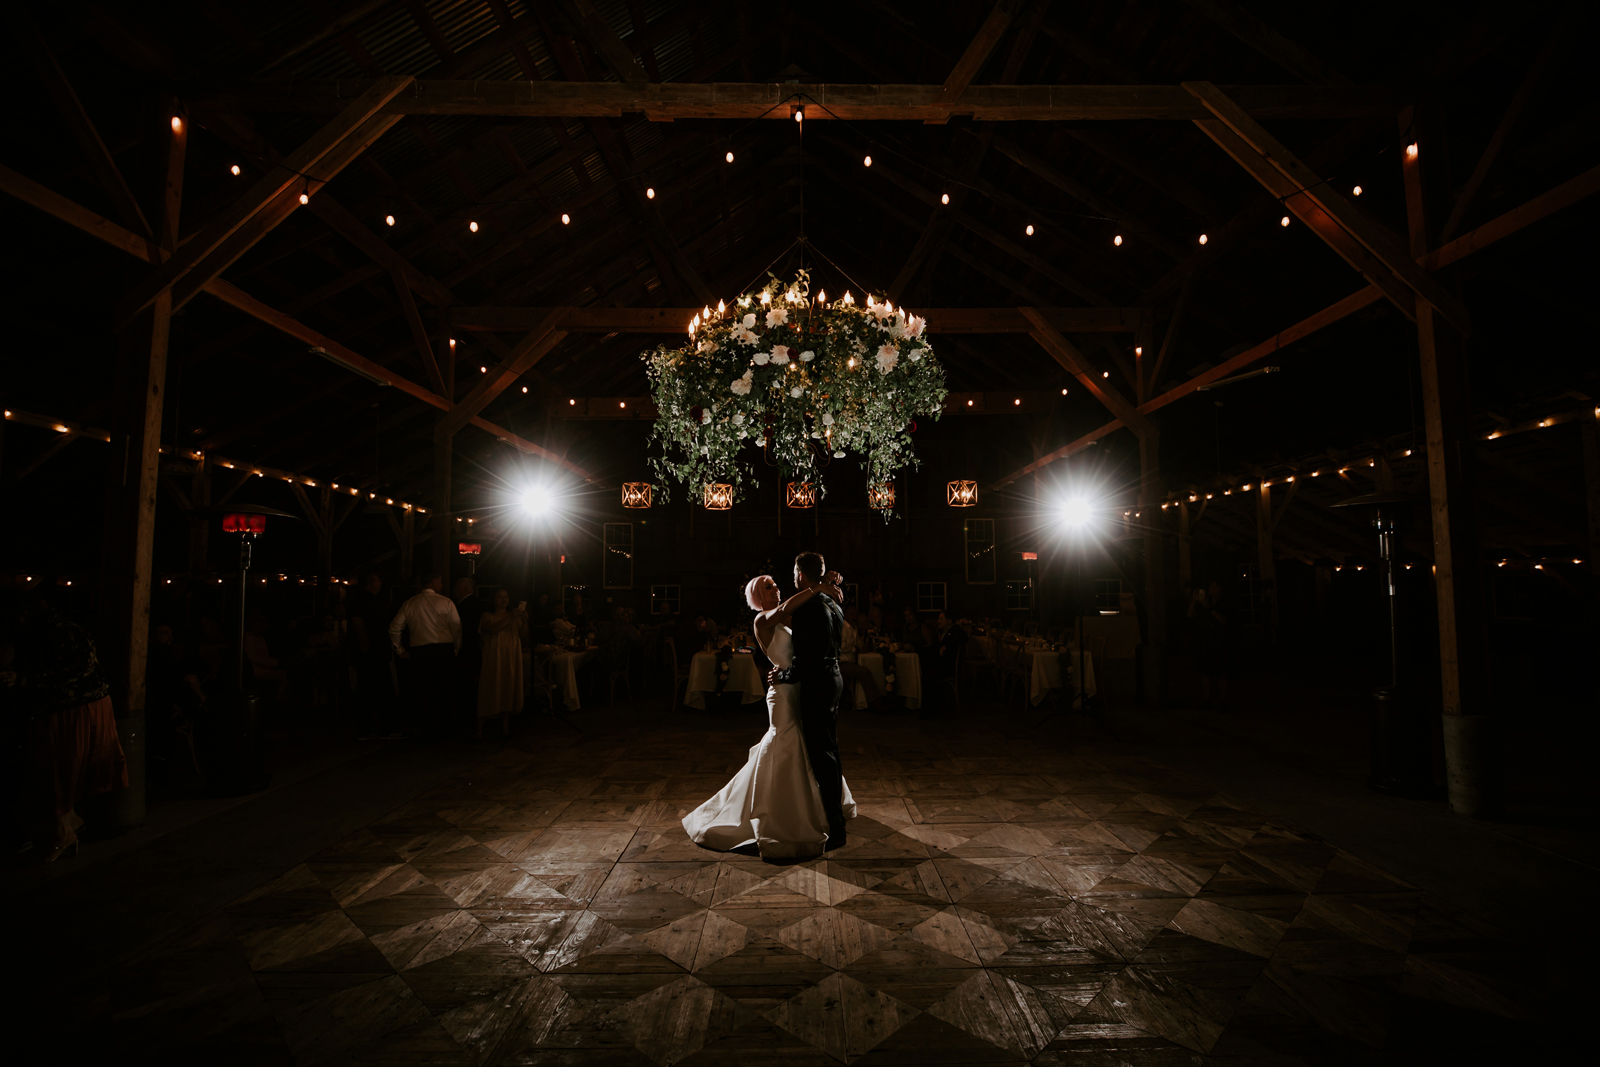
[622,482,652,509]
[867,483,896,510]
[786,482,816,508]
[946,480,978,507]
[703,483,734,510]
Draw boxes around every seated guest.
[864,604,885,639]
[918,611,967,719]
[694,614,722,649]
[244,612,289,701]
[549,610,578,645]
[598,606,643,672]
[898,607,934,652]
[838,604,882,707]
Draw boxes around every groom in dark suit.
[779,551,849,850]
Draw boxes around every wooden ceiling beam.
[116,76,413,326]
[931,0,1025,118]
[184,80,1403,121]
[1186,82,1471,333]
[20,15,151,239]
[1021,308,1155,438]
[448,306,1141,334]
[982,163,1600,490]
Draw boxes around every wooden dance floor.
[96,715,1539,1063]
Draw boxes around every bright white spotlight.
[522,486,555,516]
[1059,498,1092,526]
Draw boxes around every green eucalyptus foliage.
[643,271,947,516]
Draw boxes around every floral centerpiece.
[642,270,947,515]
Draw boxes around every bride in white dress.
[681,575,856,859]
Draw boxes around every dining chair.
[606,650,634,706]
[663,637,690,707]
[960,632,998,693]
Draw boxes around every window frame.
[963,517,996,584]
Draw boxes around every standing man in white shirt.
[389,573,462,738]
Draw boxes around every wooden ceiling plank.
[1185,81,1470,333]
[20,15,151,239]
[117,75,413,325]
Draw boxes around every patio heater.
[1332,491,1429,797]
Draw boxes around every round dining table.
[843,650,922,710]
[685,650,765,709]
[974,635,1098,707]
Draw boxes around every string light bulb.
[1113,234,1123,246]
[646,187,655,199]
[522,386,528,393]
[794,108,804,123]
[469,220,478,232]
[1025,224,1034,235]
[725,151,734,163]
[863,155,872,167]
[1198,233,1208,244]
[561,213,570,225]
[1405,143,1418,161]
[941,193,950,205]
[171,115,183,132]
[1280,215,1290,227]
[1353,184,1363,196]
[299,193,309,204]
[385,214,395,226]
[230,164,241,176]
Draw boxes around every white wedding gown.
[682,624,856,859]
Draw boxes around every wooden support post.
[1584,407,1600,580]
[1139,425,1167,706]
[431,421,452,585]
[401,506,417,585]
[97,99,185,830]
[1178,501,1193,595]
[1255,481,1277,636]
[1402,106,1494,816]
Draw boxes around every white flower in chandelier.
[697,340,718,353]
[869,301,894,323]
[821,412,834,426]
[700,409,713,425]
[765,307,788,327]
[752,350,770,365]
[906,315,925,339]
[875,343,899,374]
[733,412,745,425]
[742,313,757,329]
[908,345,924,362]
[769,345,791,364]
[730,370,753,396]
[790,385,804,397]
[800,349,815,362]
[732,323,758,345]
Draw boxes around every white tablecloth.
[974,637,1098,707]
[537,646,595,709]
[686,651,764,709]
[845,651,922,710]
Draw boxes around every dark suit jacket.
[789,593,842,675]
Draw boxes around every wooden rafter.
[981,163,1600,490]
[185,80,1403,121]
[117,76,413,326]
[1021,308,1155,439]
[1184,81,1471,333]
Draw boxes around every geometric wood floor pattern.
[96,717,1544,1064]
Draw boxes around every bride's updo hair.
[744,576,767,611]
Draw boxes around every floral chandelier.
[643,270,947,515]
